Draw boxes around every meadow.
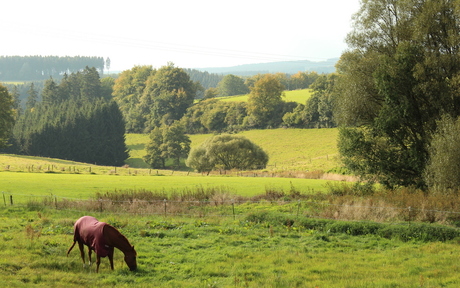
[1,205,460,287]
[125,128,340,172]
[2,126,460,287]
[217,88,312,104]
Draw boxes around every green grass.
[218,89,312,104]
[0,171,330,204]
[127,128,340,172]
[1,206,459,287]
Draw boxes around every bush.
[186,134,269,172]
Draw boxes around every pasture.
[126,128,340,172]
[1,206,460,287]
[217,88,312,104]
[2,126,460,287]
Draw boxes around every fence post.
[164,199,167,217]
[2,192,5,206]
[232,199,235,220]
[99,199,103,212]
[296,200,301,219]
[10,195,13,206]
[408,206,412,225]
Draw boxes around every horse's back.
[73,216,110,257]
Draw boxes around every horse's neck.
[104,225,132,254]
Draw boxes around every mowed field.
[0,128,339,203]
[218,88,312,103]
[126,128,340,172]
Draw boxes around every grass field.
[218,89,312,104]
[0,171,331,204]
[1,206,459,287]
[126,128,340,172]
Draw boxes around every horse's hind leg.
[77,242,86,267]
[88,248,93,266]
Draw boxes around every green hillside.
[218,89,312,104]
[125,128,339,172]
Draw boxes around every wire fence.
[4,191,460,225]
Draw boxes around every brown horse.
[67,216,137,272]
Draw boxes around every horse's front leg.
[96,255,101,273]
[108,248,114,270]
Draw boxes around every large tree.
[186,134,268,172]
[143,121,190,169]
[247,74,285,128]
[336,0,460,188]
[217,74,249,96]
[0,84,15,148]
[140,63,197,131]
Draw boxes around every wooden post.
[164,199,167,217]
[2,192,5,206]
[232,199,236,220]
[10,195,13,206]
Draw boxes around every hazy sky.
[2,0,361,71]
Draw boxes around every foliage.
[143,121,191,169]
[424,115,460,194]
[247,74,285,128]
[0,84,15,148]
[112,65,155,133]
[187,134,269,172]
[10,67,129,166]
[181,99,247,134]
[283,75,338,128]
[336,0,460,188]
[140,63,198,130]
[216,74,249,96]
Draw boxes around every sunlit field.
[218,88,312,104]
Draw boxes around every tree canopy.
[186,134,268,172]
[10,67,128,166]
[336,0,460,188]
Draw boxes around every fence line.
[3,191,460,218]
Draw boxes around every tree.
[336,0,460,188]
[0,84,15,148]
[41,78,60,106]
[143,121,191,169]
[25,83,38,111]
[424,116,460,194]
[217,74,249,96]
[247,74,285,128]
[141,63,197,130]
[186,134,268,172]
[112,65,155,133]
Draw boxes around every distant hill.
[195,58,338,76]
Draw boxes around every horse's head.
[124,245,137,271]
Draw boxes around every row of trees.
[6,67,128,166]
[0,56,106,81]
[112,64,332,134]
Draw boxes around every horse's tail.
[67,241,76,256]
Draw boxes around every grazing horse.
[67,216,137,272]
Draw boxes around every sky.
[2,0,361,72]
